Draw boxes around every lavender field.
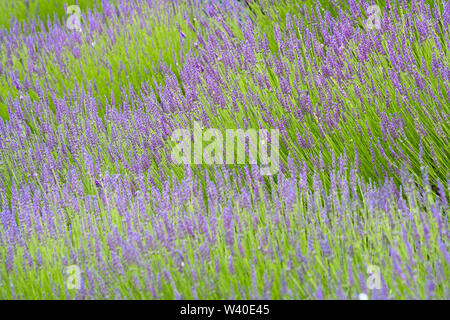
[0,0,449,300]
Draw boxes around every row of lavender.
[0,0,449,298]
[1,149,449,298]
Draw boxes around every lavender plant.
[0,0,448,299]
